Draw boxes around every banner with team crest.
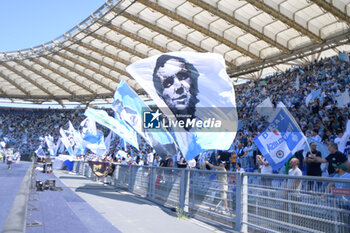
[254,104,306,170]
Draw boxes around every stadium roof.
[0,0,349,106]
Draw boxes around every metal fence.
[72,161,350,233]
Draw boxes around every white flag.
[336,90,350,108]
[256,97,273,118]
[126,52,238,160]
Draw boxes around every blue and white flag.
[113,80,152,144]
[126,52,238,160]
[113,80,177,157]
[57,138,65,153]
[13,151,20,162]
[254,104,306,170]
[295,75,300,91]
[45,135,57,156]
[35,146,46,157]
[80,118,97,137]
[104,131,113,153]
[84,108,139,149]
[305,89,322,105]
[335,90,350,108]
[59,128,74,156]
[339,120,350,155]
[338,51,349,63]
[256,97,273,119]
[82,131,106,156]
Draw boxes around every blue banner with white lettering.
[254,107,306,170]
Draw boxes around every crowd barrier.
[72,161,350,233]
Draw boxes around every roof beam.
[310,0,350,24]
[134,1,261,61]
[229,31,349,77]
[186,0,290,54]
[1,63,56,98]
[112,9,210,53]
[64,47,131,78]
[109,11,236,68]
[56,50,120,85]
[74,40,130,65]
[85,31,147,59]
[0,93,113,101]
[0,71,31,97]
[0,86,7,96]
[46,55,114,92]
[16,61,76,96]
[99,20,169,53]
[245,0,323,44]
[32,59,97,95]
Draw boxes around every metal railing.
[72,161,350,233]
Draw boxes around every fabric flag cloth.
[295,75,300,91]
[59,128,74,156]
[338,120,350,155]
[82,131,106,156]
[104,131,113,153]
[305,89,322,106]
[80,118,97,137]
[67,121,77,148]
[338,51,349,63]
[113,80,177,157]
[57,138,65,153]
[256,97,273,119]
[84,108,139,149]
[45,135,57,156]
[126,52,238,160]
[35,146,46,157]
[335,90,350,108]
[254,104,306,170]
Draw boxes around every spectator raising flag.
[254,103,307,170]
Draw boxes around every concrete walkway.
[54,170,222,233]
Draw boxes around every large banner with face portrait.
[126,52,238,160]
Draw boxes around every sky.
[0,0,106,52]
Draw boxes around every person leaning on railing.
[324,163,350,199]
[324,162,350,223]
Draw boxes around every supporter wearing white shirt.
[258,155,273,174]
[286,158,302,191]
[311,129,321,142]
[147,148,154,166]
[235,163,245,173]
[334,131,343,146]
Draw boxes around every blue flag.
[84,108,139,149]
[59,128,74,156]
[254,106,306,170]
[305,89,321,105]
[35,146,46,157]
[113,80,177,157]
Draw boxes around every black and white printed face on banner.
[153,55,199,119]
[126,52,238,159]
